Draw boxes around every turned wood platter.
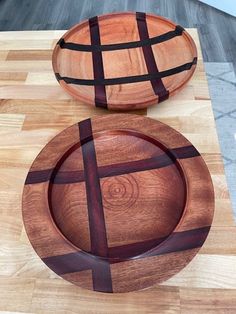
[52,12,197,110]
[22,114,214,293]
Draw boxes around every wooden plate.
[52,12,197,110]
[22,114,214,293]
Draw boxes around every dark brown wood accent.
[78,118,108,257]
[136,12,169,102]
[78,118,112,292]
[25,145,200,185]
[88,16,107,108]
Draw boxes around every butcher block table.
[0,29,236,313]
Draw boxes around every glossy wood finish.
[52,12,197,110]
[1,0,236,72]
[22,114,214,293]
[1,29,236,311]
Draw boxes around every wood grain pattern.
[0,0,236,71]
[0,28,236,311]
[22,115,214,292]
[52,12,197,110]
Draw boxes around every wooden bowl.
[52,12,197,110]
[22,114,214,293]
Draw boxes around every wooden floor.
[0,0,236,68]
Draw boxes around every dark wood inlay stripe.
[108,236,168,259]
[100,153,172,177]
[92,260,112,293]
[89,16,107,108]
[146,226,210,258]
[43,250,113,291]
[54,169,85,184]
[42,226,211,275]
[55,58,197,86]
[79,119,108,257]
[171,145,200,159]
[43,251,91,274]
[25,145,200,185]
[54,153,172,184]
[78,118,112,292]
[25,168,53,184]
[110,226,210,261]
[136,12,169,102]
[57,25,184,52]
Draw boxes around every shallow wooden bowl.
[22,114,214,293]
[52,12,197,110]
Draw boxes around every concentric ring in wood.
[22,114,214,293]
[52,12,198,110]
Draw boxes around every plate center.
[49,130,186,259]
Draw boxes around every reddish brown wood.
[22,114,214,293]
[52,12,197,110]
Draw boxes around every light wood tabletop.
[0,29,236,313]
